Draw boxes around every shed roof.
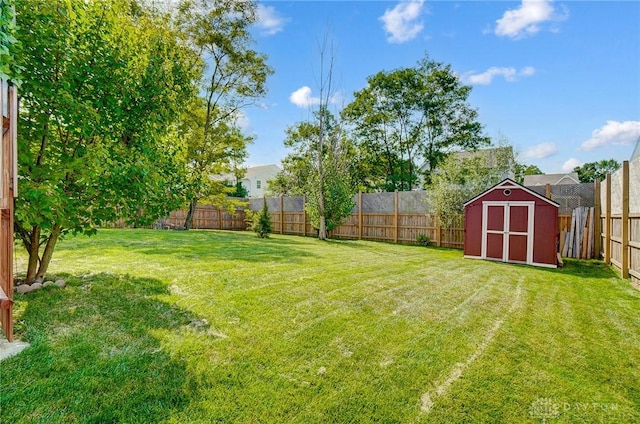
[463,178,559,208]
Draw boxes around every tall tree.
[343,55,489,190]
[342,67,424,191]
[288,37,355,239]
[281,108,355,237]
[15,0,200,282]
[573,159,620,183]
[177,98,252,226]
[175,0,272,229]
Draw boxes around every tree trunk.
[184,197,198,230]
[36,224,62,281]
[25,226,41,283]
[318,192,327,240]
[408,152,414,190]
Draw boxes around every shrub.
[416,234,430,246]
[249,201,272,238]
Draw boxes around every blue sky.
[241,1,640,174]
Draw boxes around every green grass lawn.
[2,229,639,423]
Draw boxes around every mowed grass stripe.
[4,229,639,423]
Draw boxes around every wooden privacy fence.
[158,193,464,247]
[244,191,465,248]
[247,193,465,248]
[601,160,640,283]
[160,204,246,230]
[155,184,600,255]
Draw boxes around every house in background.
[631,137,640,162]
[419,146,516,186]
[523,173,580,186]
[452,146,515,178]
[241,164,280,198]
[218,164,281,198]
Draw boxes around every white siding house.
[239,165,281,198]
[215,164,281,198]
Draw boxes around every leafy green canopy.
[177,99,252,210]
[573,159,621,183]
[15,0,200,281]
[342,55,490,191]
[0,0,21,83]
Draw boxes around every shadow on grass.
[1,272,205,423]
[557,258,622,279]
[508,258,622,281]
[440,253,625,285]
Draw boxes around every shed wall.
[533,203,559,265]
[464,204,482,256]
[464,183,558,267]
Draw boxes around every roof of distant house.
[523,173,580,186]
[631,137,640,162]
[243,164,281,179]
[419,146,514,172]
[213,164,281,182]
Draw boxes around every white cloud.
[462,66,536,85]
[522,142,558,159]
[379,0,426,43]
[495,0,566,39]
[581,120,640,151]
[290,86,320,108]
[256,4,289,36]
[561,157,582,173]
[289,86,343,108]
[520,66,536,76]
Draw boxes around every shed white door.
[481,201,535,264]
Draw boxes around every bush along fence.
[154,184,601,252]
[600,159,640,283]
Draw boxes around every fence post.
[393,190,398,244]
[605,173,612,264]
[280,195,284,235]
[302,195,307,236]
[545,183,551,199]
[358,191,363,240]
[594,180,601,258]
[436,215,441,247]
[218,207,222,230]
[622,161,629,278]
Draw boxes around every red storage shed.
[464,179,559,268]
